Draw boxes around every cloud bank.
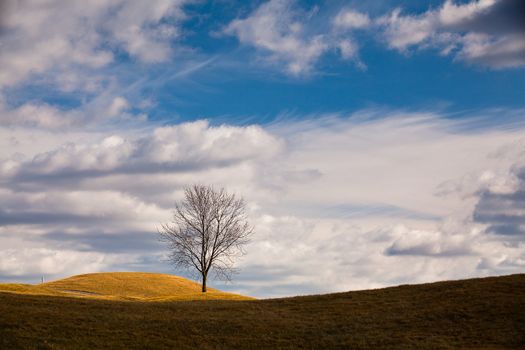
[1,111,525,297]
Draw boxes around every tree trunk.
[202,274,207,293]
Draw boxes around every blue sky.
[0,0,525,297]
[4,0,524,124]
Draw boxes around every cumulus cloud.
[1,120,282,183]
[0,0,189,88]
[377,0,525,68]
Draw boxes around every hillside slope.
[0,273,524,349]
[0,272,252,301]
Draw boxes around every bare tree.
[158,185,253,293]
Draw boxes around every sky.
[0,0,524,298]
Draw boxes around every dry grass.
[0,273,524,349]
[0,272,252,301]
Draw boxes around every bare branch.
[157,184,253,292]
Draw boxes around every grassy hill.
[0,272,251,301]
[1,274,524,349]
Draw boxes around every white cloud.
[0,89,147,130]
[223,0,373,75]
[0,248,115,278]
[384,223,479,257]
[0,0,189,88]
[147,121,283,164]
[377,0,495,50]
[377,0,525,68]
[458,33,525,68]
[377,8,438,50]
[439,0,496,25]
[0,102,75,129]
[105,0,186,63]
[337,39,358,59]
[333,9,371,29]
[107,97,130,118]
[0,120,282,179]
[223,0,330,76]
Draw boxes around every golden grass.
[0,272,253,301]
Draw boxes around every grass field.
[0,273,524,349]
[0,272,251,301]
